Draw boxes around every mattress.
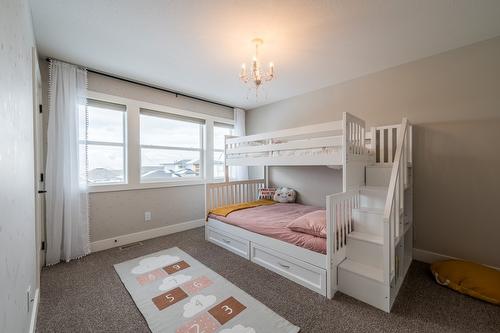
[208,203,326,254]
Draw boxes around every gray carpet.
[37,227,500,333]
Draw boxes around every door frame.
[32,49,45,284]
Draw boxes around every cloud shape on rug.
[219,325,256,333]
[159,274,192,291]
[183,294,217,318]
[131,255,180,274]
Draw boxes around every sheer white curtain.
[45,60,89,265]
[230,108,249,180]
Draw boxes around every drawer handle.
[222,238,231,244]
[278,262,290,269]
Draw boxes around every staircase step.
[354,207,383,214]
[352,207,384,236]
[348,231,383,245]
[360,186,387,210]
[339,259,384,283]
[366,164,392,187]
[338,259,388,311]
[360,185,387,193]
[346,231,384,268]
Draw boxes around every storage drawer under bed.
[250,243,327,295]
[206,227,250,259]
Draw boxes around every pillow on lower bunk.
[287,210,326,238]
[431,260,500,305]
[258,188,277,200]
[273,187,297,203]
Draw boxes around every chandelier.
[240,38,275,95]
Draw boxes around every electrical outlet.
[144,211,152,222]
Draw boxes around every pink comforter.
[209,203,326,254]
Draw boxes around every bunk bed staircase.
[208,112,412,313]
[330,119,413,312]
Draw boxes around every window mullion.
[127,102,141,186]
[205,119,214,182]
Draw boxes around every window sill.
[87,179,207,193]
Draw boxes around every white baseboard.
[90,219,204,252]
[413,248,457,264]
[28,288,39,333]
[413,248,500,271]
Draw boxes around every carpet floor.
[37,227,500,333]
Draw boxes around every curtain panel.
[45,60,89,265]
[230,108,249,180]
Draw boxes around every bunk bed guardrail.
[224,112,369,167]
[343,112,367,159]
[367,123,412,165]
[205,179,266,215]
[326,189,360,297]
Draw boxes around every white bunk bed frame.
[205,112,413,312]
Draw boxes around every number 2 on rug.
[176,313,221,333]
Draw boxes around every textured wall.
[247,37,500,267]
[0,0,37,331]
[89,185,204,241]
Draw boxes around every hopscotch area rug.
[114,247,300,333]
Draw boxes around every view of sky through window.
[140,113,202,181]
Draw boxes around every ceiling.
[30,0,500,109]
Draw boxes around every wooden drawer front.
[207,227,250,259]
[250,243,326,295]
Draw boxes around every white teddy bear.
[273,187,296,203]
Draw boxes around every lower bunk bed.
[205,191,329,296]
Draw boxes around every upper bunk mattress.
[208,203,326,254]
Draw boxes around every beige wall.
[247,36,500,267]
[268,166,342,207]
[89,185,204,241]
[40,63,233,243]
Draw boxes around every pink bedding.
[209,203,326,254]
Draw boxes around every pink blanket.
[209,203,326,254]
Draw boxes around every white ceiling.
[30,0,500,109]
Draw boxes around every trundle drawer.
[250,243,327,295]
[206,227,250,259]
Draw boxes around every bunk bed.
[205,112,413,312]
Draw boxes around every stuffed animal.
[273,187,296,203]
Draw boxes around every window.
[79,99,126,184]
[213,122,234,179]
[140,109,204,182]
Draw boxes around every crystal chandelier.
[240,38,275,96]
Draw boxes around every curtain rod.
[45,57,234,109]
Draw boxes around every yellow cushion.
[431,260,500,305]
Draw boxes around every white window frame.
[139,110,205,183]
[82,99,128,185]
[86,91,234,193]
